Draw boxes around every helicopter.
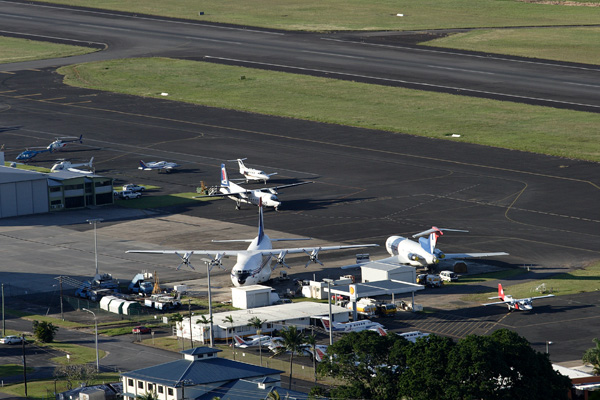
[47,134,83,152]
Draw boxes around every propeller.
[201,253,225,270]
[175,252,195,270]
[304,248,323,268]
[276,250,290,269]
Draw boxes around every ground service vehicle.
[417,274,442,288]
[119,190,142,200]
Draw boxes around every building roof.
[203,302,349,330]
[360,259,417,272]
[193,378,311,400]
[122,348,282,387]
[0,165,47,184]
[181,347,222,356]
[329,279,424,298]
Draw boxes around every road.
[0,0,599,112]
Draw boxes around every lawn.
[59,58,600,162]
[463,260,600,302]
[0,373,120,399]
[0,36,95,64]
[29,0,600,32]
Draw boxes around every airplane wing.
[127,250,241,257]
[482,300,512,306]
[258,244,378,257]
[257,181,313,192]
[530,294,555,300]
[444,252,509,259]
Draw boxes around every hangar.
[0,165,114,218]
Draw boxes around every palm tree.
[583,337,600,375]
[304,332,318,383]
[267,389,281,400]
[222,314,235,359]
[136,392,158,400]
[248,316,267,366]
[196,315,213,345]
[171,312,184,351]
[273,325,306,390]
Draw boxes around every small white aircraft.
[483,283,555,311]
[378,226,508,269]
[47,134,83,152]
[127,200,378,287]
[229,158,277,184]
[51,157,94,173]
[202,164,311,210]
[139,160,180,173]
[233,334,282,348]
[319,317,387,336]
[397,331,430,343]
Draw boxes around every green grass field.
[29,0,600,32]
[464,260,600,302]
[58,58,600,162]
[0,373,120,399]
[424,27,600,65]
[0,36,95,64]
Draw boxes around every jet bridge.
[325,280,424,321]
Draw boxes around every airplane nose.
[238,278,246,285]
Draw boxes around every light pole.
[204,260,216,347]
[546,340,553,355]
[323,278,335,346]
[82,308,99,372]
[86,218,103,276]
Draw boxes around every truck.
[376,302,397,317]
[144,294,181,310]
[128,272,154,295]
[347,298,377,317]
[417,274,442,288]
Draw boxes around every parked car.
[122,183,146,192]
[439,270,459,282]
[0,335,23,344]
[132,326,151,334]
[119,190,142,200]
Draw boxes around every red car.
[132,326,151,334]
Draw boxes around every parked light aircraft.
[229,158,277,183]
[202,164,311,210]
[51,157,94,173]
[47,134,83,152]
[233,334,282,348]
[397,331,430,343]
[139,160,180,173]
[483,283,554,311]
[343,226,508,271]
[127,200,378,287]
[319,317,387,336]
[16,148,51,162]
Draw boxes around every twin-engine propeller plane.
[229,158,277,183]
[139,160,180,173]
[483,283,555,311]
[127,200,378,287]
[47,134,83,152]
[200,164,311,211]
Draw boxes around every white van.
[439,270,458,282]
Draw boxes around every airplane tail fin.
[237,158,247,171]
[375,326,387,336]
[320,318,331,332]
[88,157,94,168]
[221,164,230,187]
[257,198,265,245]
[140,160,148,169]
[315,347,326,362]
[78,134,83,143]
[233,335,246,347]
[498,283,505,300]
[418,226,443,254]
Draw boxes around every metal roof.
[121,352,282,387]
[0,166,46,184]
[328,279,424,298]
[360,259,416,272]
[194,378,310,400]
[207,302,349,330]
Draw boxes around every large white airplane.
[139,160,180,173]
[47,134,83,152]
[127,200,378,287]
[343,226,508,270]
[202,164,311,210]
[51,157,94,173]
[319,317,387,336]
[483,283,555,311]
[229,158,277,183]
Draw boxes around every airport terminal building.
[0,165,113,218]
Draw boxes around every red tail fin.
[498,283,505,300]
